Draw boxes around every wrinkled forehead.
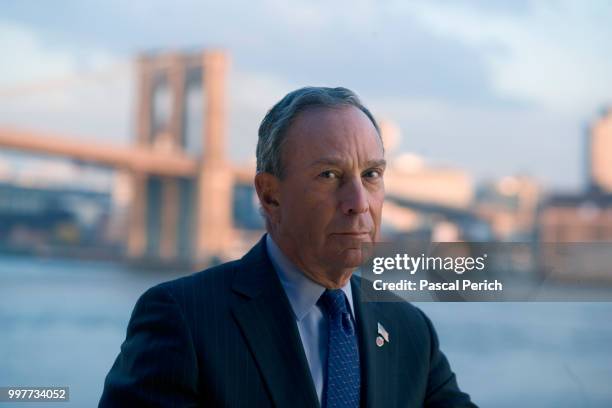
[283,105,384,168]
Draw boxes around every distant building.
[385,153,474,209]
[537,193,612,282]
[475,176,540,240]
[381,153,492,241]
[538,193,612,242]
[0,182,111,251]
[534,107,612,282]
[589,107,612,193]
[374,121,486,241]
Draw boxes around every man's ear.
[254,172,281,224]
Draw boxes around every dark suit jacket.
[100,235,477,407]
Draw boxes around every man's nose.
[340,177,369,215]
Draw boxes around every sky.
[1,0,611,191]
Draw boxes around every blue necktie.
[319,289,361,408]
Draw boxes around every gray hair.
[256,86,381,178]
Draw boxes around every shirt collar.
[265,234,354,321]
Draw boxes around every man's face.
[261,105,385,288]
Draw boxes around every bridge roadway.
[0,127,198,177]
[0,127,254,185]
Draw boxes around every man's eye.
[364,169,382,178]
[319,170,339,179]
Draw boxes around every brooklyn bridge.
[0,50,481,265]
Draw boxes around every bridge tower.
[127,51,233,263]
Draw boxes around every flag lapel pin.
[376,322,389,347]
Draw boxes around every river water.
[1,254,611,407]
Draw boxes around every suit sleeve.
[419,310,478,408]
[99,284,199,407]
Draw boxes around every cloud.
[0,22,75,85]
[4,0,610,114]
[405,0,612,114]
[0,21,132,143]
[0,1,505,104]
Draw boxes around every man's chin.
[332,247,366,269]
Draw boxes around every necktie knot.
[319,289,349,317]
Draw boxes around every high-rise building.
[590,108,612,193]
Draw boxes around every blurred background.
[1,1,611,406]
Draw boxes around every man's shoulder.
[170,259,240,289]
[134,235,271,317]
[140,258,242,310]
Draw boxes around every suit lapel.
[352,276,399,408]
[231,236,320,408]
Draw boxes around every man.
[100,87,476,407]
